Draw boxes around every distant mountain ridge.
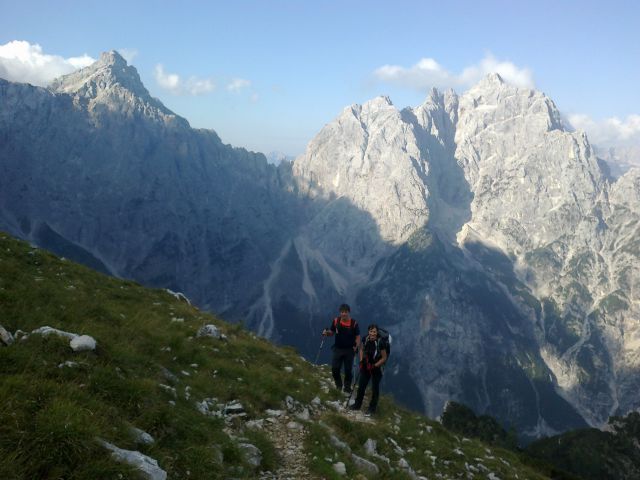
[2,52,640,440]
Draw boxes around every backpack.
[377,328,392,358]
[332,317,358,335]
[363,328,392,364]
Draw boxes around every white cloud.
[227,78,251,92]
[117,48,138,64]
[568,113,640,147]
[374,53,534,91]
[154,64,215,96]
[0,40,94,86]
[459,54,534,89]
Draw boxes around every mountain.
[2,52,640,441]
[0,50,296,316]
[0,231,559,479]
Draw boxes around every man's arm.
[322,319,337,336]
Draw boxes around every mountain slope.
[0,231,557,479]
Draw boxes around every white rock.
[70,335,96,352]
[351,453,379,476]
[159,384,177,398]
[364,438,377,456]
[332,462,346,475]
[284,395,297,411]
[224,401,245,415]
[398,458,419,480]
[295,408,310,421]
[238,442,262,468]
[165,289,191,304]
[197,324,221,339]
[98,439,166,480]
[245,419,264,430]
[0,325,14,345]
[329,434,351,453]
[58,361,79,368]
[32,326,77,340]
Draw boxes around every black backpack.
[332,317,358,335]
[378,328,391,358]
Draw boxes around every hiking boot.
[365,408,376,417]
[348,404,361,411]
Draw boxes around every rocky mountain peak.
[49,49,151,102]
[483,72,504,85]
[99,50,128,67]
[362,95,393,110]
[48,50,183,125]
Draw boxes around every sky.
[1,0,639,157]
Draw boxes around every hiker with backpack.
[322,303,360,394]
[349,323,388,416]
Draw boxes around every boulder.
[329,434,351,453]
[238,443,262,468]
[0,325,14,346]
[98,439,166,480]
[32,326,77,339]
[351,453,379,476]
[224,401,245,415]
[197,324,221,339]
[333,462,346,475]
[70,335,96,352]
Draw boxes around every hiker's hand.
[322,329,330,336]
[359,359,365,371]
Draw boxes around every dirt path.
[258,416,313,480]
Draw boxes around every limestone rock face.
[0,52,295,320]
[292,96,429,260]
[2,53,640,439]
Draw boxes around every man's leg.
[367,370,382,414]
[343,350,355,392]
[331,349,343,390]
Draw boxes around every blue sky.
[1,0,639,156]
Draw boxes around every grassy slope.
[0,232,553,479]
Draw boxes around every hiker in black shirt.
[350,323,388,415]
[322,303,361,394]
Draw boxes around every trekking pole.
[314,335,326,365]
[344,354,360,408]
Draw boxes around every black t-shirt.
[330,317,360,349]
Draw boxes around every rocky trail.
[258,412,313,480]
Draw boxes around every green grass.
[0,232,319,478]
[304,404,551,480]
[0,231,558,479]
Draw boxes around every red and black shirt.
[330,317,360,349]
